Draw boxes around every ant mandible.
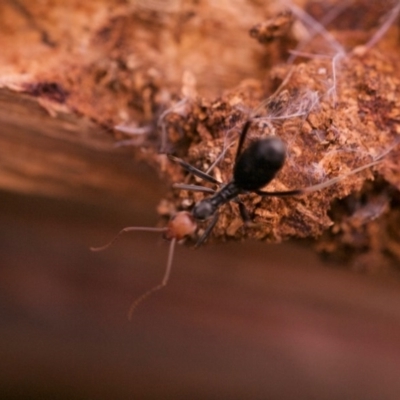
[91,118,384,318]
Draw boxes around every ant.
[91,118,388,319]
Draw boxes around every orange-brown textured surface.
[0,1,399,271]
[166,51,400,239]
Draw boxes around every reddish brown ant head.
[166,211,197,241]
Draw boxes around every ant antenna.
[91,226,170,318]
[127,238,176,320]
[90,226,167,252]
[91,211,197,318]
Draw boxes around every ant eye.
[234,137,286,191]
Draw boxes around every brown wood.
[0,87,166,218]
[0,2,399,260]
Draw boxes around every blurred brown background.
[2,158,400,399]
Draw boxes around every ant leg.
[235,199,262,228]
[172,183,216,194]
[255,159,382,198]
[127,238,177,319]
[236,200,252,225]
[90,227,167,252]
[235,120,252,162]
[195,212,219,248]
[169,128,234,183]
[168,154,221,184]
[257,138,400,198]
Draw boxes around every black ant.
[91,118,388,318]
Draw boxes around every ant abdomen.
[233,137,286,191]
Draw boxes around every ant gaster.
[91,119,384,318]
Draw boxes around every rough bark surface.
[1,0,399,271]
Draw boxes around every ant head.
[166,211,197,240]
[234,136,286,191]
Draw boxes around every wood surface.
[1,1,400,399]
